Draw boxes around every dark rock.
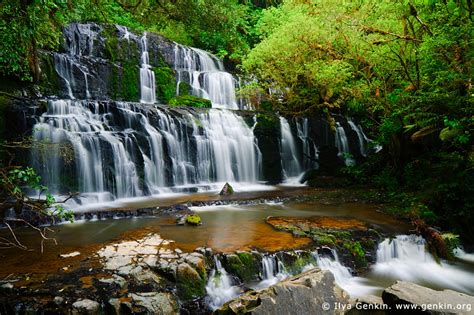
[219,182,234,196]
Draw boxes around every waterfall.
[173,44,239,109]
[253,255,289,289]
[31,99,262,205]
[347,119,368,157]
[140,33,156,104]
[373,235,474,294]
[206,257,241,310]
[335,122,355,166]
[279,117,302,179]
[296,118,319,169]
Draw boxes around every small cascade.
[173,44,239,109]
[139,33,156,104]
[373,235,474,294]
[454,248,474,263]
[335,122,355,166]
[312,249,375,297]
[253,255,289,289]
[296,117,319,169]
[279,117,302,179]
[206,257,241,310]
[347,119,368,157]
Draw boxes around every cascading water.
[139,33,156,104]
[296,117,319,169]
[31,99,262,206]
[335,122,355,166]
[312,249,376,297]
[173,44,239,109]
[347,119,368,157]
[372,235,474,294]
[279,117,302,180]
[253,255,289,289]
[206,257,241,310]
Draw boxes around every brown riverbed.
[0,187,410,276]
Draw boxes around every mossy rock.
[256,112,280,131]
[169,95,212,108]
[224,252,260,282]
[186,214,201,225]
[178,81,191,96]
[155,66,176,103]
[176,262,206,301]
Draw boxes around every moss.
[169,95,212,108]
[342,241,367,268]
[441,233,460,260]
[186,214,201,225]
[256,112,279,131]
[121,60,140,102]
[155,66,176,103]
[178,81,191,96]
[176,264,206,301]
[225,253,259,282]
[38,53,60,95]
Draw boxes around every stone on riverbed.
[216,268,349,314]
[219,182,234,195]
[382,281,474,315]
[72,299,100,314]
[130,292,178,314]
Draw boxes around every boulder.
[176,262,206,301]
[382,281,474,315]
[131,292,178,315]
[219,182,234,196]
[72,299,100,314]
[217,268,349,314]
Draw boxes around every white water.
[173,44,239,109]
[335,122,355,166]
[296,117,319,169]
[348,120,368,157]
[280,117,302,179]
[206,257,241,310]
[372,235,474,294]
[312,249,377,297]
[140,33,156,104]
[32,100,264,206]
[252,255,289,290]
[454,248,474,263]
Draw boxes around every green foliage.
[0,166,74,222]
[169,95,212,108]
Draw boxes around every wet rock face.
[382,281,474,315]
[265,216,381,270]
[217,268,350,314]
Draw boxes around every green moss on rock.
[176,263,206,301]
[169,95,212,108]
[224,252,260,282]
[186,214,202,225]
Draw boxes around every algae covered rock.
[169,95,212,108]
[176,262,207,301]
[186,214,202,225]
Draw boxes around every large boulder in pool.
[216,268,349,314]
[382,281,474,314]
[219,182,234,196]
